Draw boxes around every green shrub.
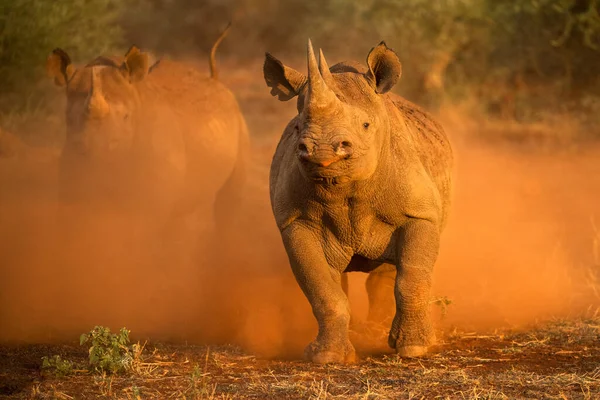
[80,326,138,374]
[41,355,74,377]
[0,0,128,112]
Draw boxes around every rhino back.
[141,60,242,131]
[136,60,244,180]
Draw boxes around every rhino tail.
[209,21,232,80]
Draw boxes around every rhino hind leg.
[365,263,396,327]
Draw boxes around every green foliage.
[551,0,600,49]
[80,326,137,374]
[122,0,233,57]
[1,0,599,129]
[121,0,599,123]
[41,355,74,377]
[0,0,127,111]
[131,385,142,399]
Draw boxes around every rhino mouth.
[301,161,353,185]
[311,175,351,185]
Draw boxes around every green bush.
[0,0,127,112]
[41,355,74,377]
[120,0,599,119]
[80,326,138,374]
[1,0,599,127]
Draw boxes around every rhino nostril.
[336,140,353,157]
[298,143,309,153]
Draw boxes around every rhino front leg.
[389,218,440,357]
[281,224,355,364]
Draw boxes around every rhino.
[263,40,453,364]
[45,25,247,228]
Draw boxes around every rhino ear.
[365,41,402,94]
[121,45,150,83]
[263,52,307,101]
[46,48,76,87]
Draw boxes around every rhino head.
[264,40,402,184]
[46,46,158,155]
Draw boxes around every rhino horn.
[306,39,338,111]
[85,67,110,119]
[318,48,337,90]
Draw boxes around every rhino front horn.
[306,39,338,110]
[86,67,110,119]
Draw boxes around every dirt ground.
[1,317,600,399]
[1,59,599,399]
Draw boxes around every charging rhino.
[46,25,247,227]
[263,40,453,363]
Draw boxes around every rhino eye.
[363,122,370,129]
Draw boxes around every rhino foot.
[304,340,356,364]
[388,318,435,358]
[395,345,429,358]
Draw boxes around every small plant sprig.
[80,326,140,374]
[186,348,216,398]
[41,355,74,377]
[431,296,453,317]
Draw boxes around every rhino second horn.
[86,67,110,119]
[318,49,337,90]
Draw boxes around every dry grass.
[1,315,600,399]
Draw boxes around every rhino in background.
[45,24,248,231]
[263,40,453,364]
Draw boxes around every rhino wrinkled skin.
[264,40,453,364]
[45,27,247,226]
